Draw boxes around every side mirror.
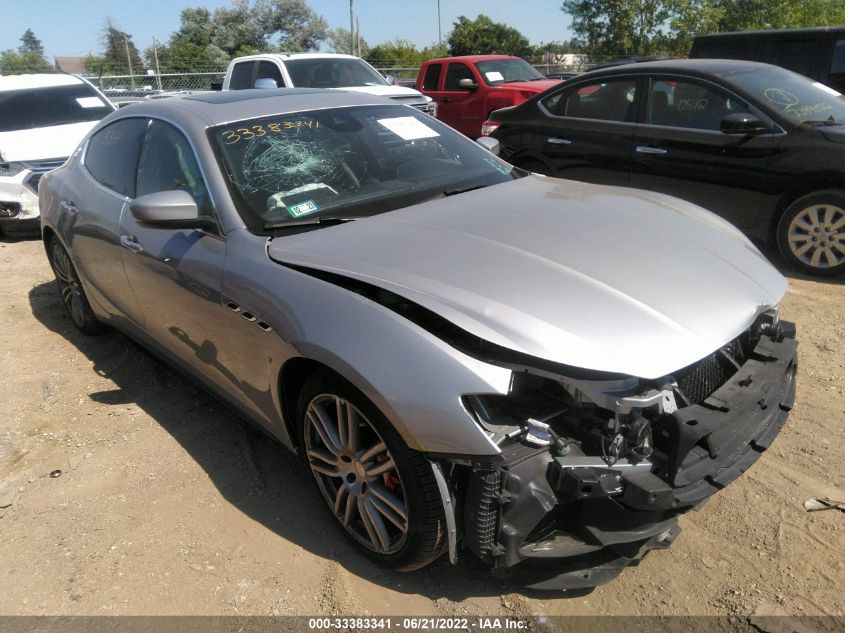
[720,112,770,135]
[476,136,500,155]
[458,78,478,91]
[385,74,396,85]
[130,190,204,228]
[254,77,278,89]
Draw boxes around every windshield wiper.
[800,116,841,126]
[442,183,490,196]
[263,216,355,231]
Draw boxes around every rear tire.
[48,239,106,335]
[296,369,447,571]
[776,190,845,277]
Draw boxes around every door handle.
[547,137,572,145]
[438,98,450,103]
[119,234,144,253]
[636,145,668,155]
[59,200,79,215]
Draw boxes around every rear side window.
[423,63,442,90]
[84,118,148,197]
[137,120,211,213]
[256,61,284,87]
[563,79,638,122]
[444,63,475,90]
[0,83,113,132]
[229,61,254,90]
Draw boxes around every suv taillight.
[480,120,501,136]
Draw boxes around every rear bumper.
[465,326,797,591]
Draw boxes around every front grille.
[0,202,21,218]
[674,334,747,405]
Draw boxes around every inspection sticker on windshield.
[287,199,320,218]
[485,71,504,82]
[76,97,104,108]
[377,117,439,141]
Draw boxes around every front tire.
[48,240,105,335]
[296,369,447,571]
[776,191,845,277]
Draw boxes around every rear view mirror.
[721,112,770,135]
[254,78,278,89]
[130,190,203,228]
[385,74,396,85]
[458,78,478,91]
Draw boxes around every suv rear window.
[0,83,112,132]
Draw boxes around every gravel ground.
[0,235,843,621]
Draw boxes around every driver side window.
[136,120,212,215]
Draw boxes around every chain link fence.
[81,58,600,104]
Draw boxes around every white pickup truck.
[221,53,436,116]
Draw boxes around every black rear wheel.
[297,369,447,571]
[48,240,105,335]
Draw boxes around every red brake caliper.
[376,455,400,492]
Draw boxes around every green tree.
[145,8,228,72]
[89,19,144,74]
[447,14,532,57]
[0,29,51,74]
[561,0,678,57]
[327,27,369,57]
[210,0,266,56]
[253,0,328,51]
[366,39,426,66]
[19,28,45,57]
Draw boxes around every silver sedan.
[38,89,797,591]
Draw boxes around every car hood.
[267,176,787,379]
[0,121,96,162]
[332,85,426,101]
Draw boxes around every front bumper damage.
[452,319,797,591]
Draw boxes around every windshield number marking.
[221,120,320,145]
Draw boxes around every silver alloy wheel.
[51,243,86,327]
[786,203,845,269]
[304,394,409,554]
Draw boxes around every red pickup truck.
[416,55,561,137]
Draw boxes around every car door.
[630,76,782,236]
[429,62,484,135]
[69,117,148,322]
[529,76,641,185]
[117,118,234,395]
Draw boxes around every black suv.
[484,59,845,277]
[690,26,845,93]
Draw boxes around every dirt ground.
[0,234,843,621]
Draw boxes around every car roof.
[107,88,398,133]
[576,58,780,79]
[231,53,362,62]
[426,55,522,64]
[0,73,84,92]
[694,26,845,39]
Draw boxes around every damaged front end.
[453,310,797,591]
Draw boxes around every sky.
[2,0,574,61]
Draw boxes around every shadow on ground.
[27,280,544,602]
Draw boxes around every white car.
[0,74,114,235]
[221,53,436,116]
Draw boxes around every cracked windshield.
[213,105,517,229]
